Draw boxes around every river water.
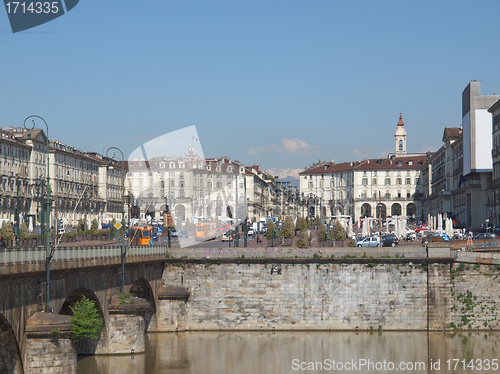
[78,331,500,373]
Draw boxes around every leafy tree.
[0,221,14,240]
[297,230,309,248]
[77,218,86,235]
[266,219,276,240]
[20,222,30,240]
[70,296,103,340]
[295,217,307,232]
[315,215,321,225]
[91,218,99,230]
[308,217,315,228]
[317,221,327,242]
[282,216,294,238]
[332,220,346,241]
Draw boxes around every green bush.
[70,296,103,340]
[63,231,76,239]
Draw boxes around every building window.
[406,177,411,185]
[399,140,403,151]
[362,178,368,186]
[373,178,377,185]
[396,178,402,185]
[385,178,391,185]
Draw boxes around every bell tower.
[395,113,407,155]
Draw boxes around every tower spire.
[397,113,404,127]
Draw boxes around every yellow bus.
[195,222,216,241]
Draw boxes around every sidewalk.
[54,239,120,247]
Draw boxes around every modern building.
[487,98,500,226]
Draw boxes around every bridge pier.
[25,312,77,374]
[107,295,149,354]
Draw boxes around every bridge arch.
[130,278,157,331]
[0,313,23,374]
[59,288,107,355]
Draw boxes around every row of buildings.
[0,127,294,229]
[1,81,499,231]
[299,81,500,230]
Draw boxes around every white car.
[247,229,255,236]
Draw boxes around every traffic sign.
[114,222,122,230]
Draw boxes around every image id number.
[5,2,59,14]
[446,358,498,371]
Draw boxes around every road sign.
[157,227,162,233]
[114,222,122,230]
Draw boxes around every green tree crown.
[70,296,103,340]
[266,219,276,240]
[0,221,14,240]
[332,220,346,241]
[282,216,294,238]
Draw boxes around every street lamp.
[24,115,51,313]
[106,147,126,292]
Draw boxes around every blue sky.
[1,0,499,170]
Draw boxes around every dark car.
[382,235,398,247]
[170,229,179,237]
[473,233,499,240]
[179,230,189,238]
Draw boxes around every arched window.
[399,140,403,151]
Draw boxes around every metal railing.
[0,245,166,265]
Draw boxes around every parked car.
[152,231,158,241]
[431,233,451,242]
[356,236,380,247]
[170,229,179,237]
[382,235,398,247]
[247,229,255,236]
[179,230,189,238]
[473,233,499,240]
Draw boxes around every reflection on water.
[78,331,500,374]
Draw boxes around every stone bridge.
[0,245,186,374]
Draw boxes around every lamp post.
[106,147,126,292]
[24,115,51,313]
[14,178,21,246]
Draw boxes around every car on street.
[152,231,158,241]
[356,236,380,247]
[247,229,255,236]
[221,231,232,242]
[179,230,189,238]
[382,234,398,247]
[473,233,499,240]
[170,229,179,237]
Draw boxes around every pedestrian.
[270,265,274,275]
[277,264,282,275]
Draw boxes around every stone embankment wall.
[449,262,500,329]
[161,259,450,331]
